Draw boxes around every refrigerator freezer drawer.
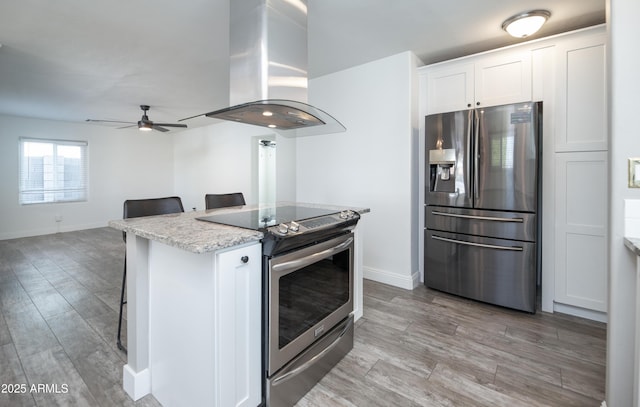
[426,205,536,242]
[424,229,536,313]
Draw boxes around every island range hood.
[199,0,345,137]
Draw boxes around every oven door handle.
[271,236,354,274]
[271,317,353,386]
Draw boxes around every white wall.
[172,121,296,211]
[0,114,175,239]
[300,51,420,289]
[606,0,640,405]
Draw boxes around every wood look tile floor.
[0,228,605,407]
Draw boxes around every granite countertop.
[625,237,640,257]
[108,202,369,254]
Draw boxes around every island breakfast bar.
[108,203,366,406]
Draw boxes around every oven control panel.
[267,210,358,236]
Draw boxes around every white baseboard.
[363,266,420,290]
[123,364,151,401]
[553,302,608,323]
[0,221,108,240]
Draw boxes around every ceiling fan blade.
[87,106,187,133]
[86,119,136,125]
[153,123,188,128]
[178,113,204,122]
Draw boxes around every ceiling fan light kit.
[502,9,550,38]
[138,122,153,131]
[137,105,156,131]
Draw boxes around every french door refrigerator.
[424,102,541,313]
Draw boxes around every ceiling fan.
[86,105,188,132]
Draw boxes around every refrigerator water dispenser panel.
[429,149,457,192]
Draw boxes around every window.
[19,138,88,204]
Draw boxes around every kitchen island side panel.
[147,240,262,407]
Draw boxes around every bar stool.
[205,192,246,209]
[118,196,184,353]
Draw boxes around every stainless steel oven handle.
[431,210,524,223]
[271,317,353,386]
[271,236,354,274]
[432,235,523,252]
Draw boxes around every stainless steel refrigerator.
[424,101,542,313]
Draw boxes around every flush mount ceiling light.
[502,10,551,38]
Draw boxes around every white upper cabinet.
[425,61,474,114]
[425,50,531,114]
[474,52,532,108]
[555,31,607,152]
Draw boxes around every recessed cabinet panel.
[426,62,474,114]
[215,244,262,407]
[556,33,607,151]
[565,159,607,227]
[566,45,606,146]
[565,233,607,308]
[555,152,608,312]
[475,52,532,108]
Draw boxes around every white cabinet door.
[214,244,262,407]
[554,151,608,312]
[425,61,474,114]
[555,32,607,152]
[474,51,532,108]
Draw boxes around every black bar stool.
[118,196,184,354]
[205,192,246,209]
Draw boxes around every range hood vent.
[198,0,346,137]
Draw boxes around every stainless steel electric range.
[197,205,360,406]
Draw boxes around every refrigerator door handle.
[466,109,474,204]
[431,211,524,223]
[431,235,524,252]
[473,109,480,204]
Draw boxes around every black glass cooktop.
[196,205,340,230]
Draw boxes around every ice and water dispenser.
[429,148,456,193]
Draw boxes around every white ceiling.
[0,0,605,130]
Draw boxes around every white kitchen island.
[109,208,264,407]
[108,203,367,407]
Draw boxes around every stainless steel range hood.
[204,0,345,137]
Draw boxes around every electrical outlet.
[55,215,63,222]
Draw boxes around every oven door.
[268,232,354,375]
